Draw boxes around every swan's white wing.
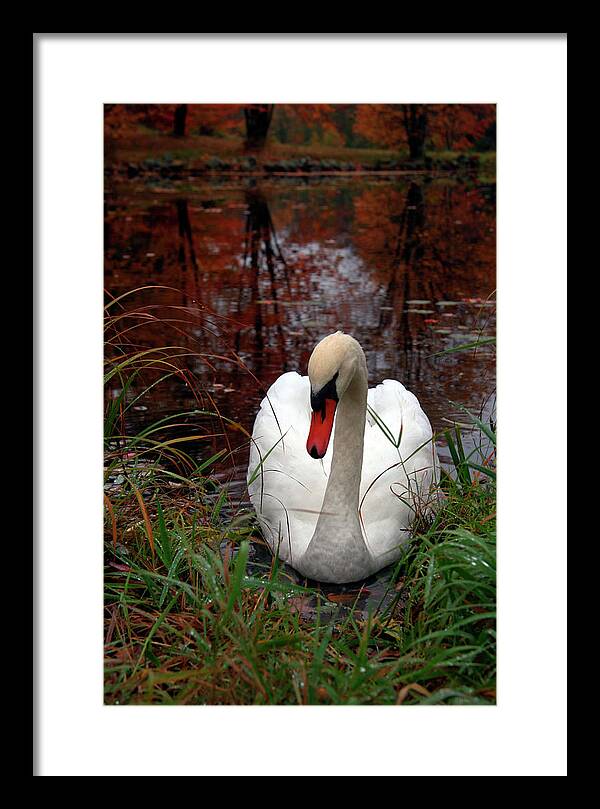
[247,372,332,566]
[361,380,438,565]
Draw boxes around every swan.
[247,332,439,584]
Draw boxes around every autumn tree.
[104,104,245,140]
[105,104,346,152]
[355,105,429,160]
[271,104,344,147]
[243,105,274,151]
[173,105,188,137]
[241,104,340,150]
[354,104,495,158]
[428,104,495,151]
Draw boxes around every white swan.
[247,332,439,583]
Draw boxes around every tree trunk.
[403,105,428,161]
[244,105,274,151]
[173,104,188,137]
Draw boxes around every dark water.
[105,173,495,613]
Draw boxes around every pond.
[105,172,496,615]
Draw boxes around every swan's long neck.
[300,353,373,582]
[324,367,367,519]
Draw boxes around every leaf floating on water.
[326,590,369,604]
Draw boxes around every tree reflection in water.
[104,176,495,483]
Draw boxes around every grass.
[105,128,495,179]
[108,130,400,166]
[104,293,496,705]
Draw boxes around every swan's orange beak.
[307,399,337,459]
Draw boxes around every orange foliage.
[104,104,245,137]
[106,103,350,147]
[355,104,495,153]
[105,103,495,155]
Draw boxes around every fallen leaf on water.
[326,590,370,604]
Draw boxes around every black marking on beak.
[310,372,339,422]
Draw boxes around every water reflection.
[175,198,201,306]
[236,186,290,375]
[105,174,495,489]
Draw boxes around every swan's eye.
[310,372,339,416]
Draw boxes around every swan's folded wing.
[367,379,434,456]
[361,380,439,561]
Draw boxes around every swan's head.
[306,331,364,459]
